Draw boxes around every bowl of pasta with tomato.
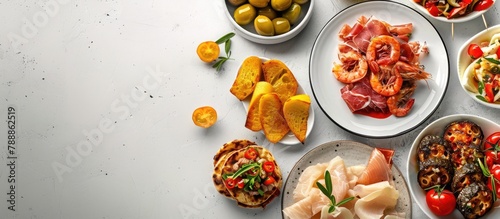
[457,24,500,108]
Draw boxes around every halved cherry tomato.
[425,186,456,216]
[487,164,500,198]
[263,161,275,173]
[225,178,236,189]
[235,177,245,189]
[263,176,275,185]
[447,6,467,19]
[192,106,217,128]
[196,41,220,63]
[484,83,495,102]
[474,0,494,11]
[496,47,500,58]
[468,43,484,59]
[485,132,500,168]
[244,148,258,160]
[426,5,440,17]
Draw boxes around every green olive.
[234,4,257,26]
[271,0,292,11]
[258,6,278,20]
[254,15,274,36]
[249,0,270,8]
[228,0,247,6]
[272,17,290,35]
[293,0,309,4]
[282,3,301,25]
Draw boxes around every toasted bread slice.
[283,94,310,144]
[245,81,274,131]
[230,56,262,100]
[259,93,290,143]
[262,59,298,104]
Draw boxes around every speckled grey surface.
[0,0,499,218]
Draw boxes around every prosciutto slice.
[340,77,387,113]
[352,18,391,53]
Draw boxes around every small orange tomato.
[192,106,217,128]
[196,41,220,63]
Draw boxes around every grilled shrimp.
[332,50,368,83]
[386,81,416,117]
[366,35,401,73]
[369,64,403,96]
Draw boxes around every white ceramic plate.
[309,0,449,138]
[281,140,412,218]
[407,0,496,23]
[407,114,500,219]
[242,57,315,145]
[457,24,500,109]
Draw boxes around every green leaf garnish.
[477,157,497,202]
[316,170,354,213]
[485,57,500,65]
[215,32,235,45]
[212,32,235,71]
[476,95,487,102]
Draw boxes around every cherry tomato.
[468,43,484,59]
[426,5,440,17]
[263,176,275,185]
[484,83,495,102]
[485,132,500,168]
[474,0,494,11]
[225,178,236,189]
[235,177,245,189]
[262,161,275,173]
[196,41,220,63]
[244,148,258,160]
[487,164,500,198]
[496,47,500,59]
[192,106,217,128]
[426,186,456,216]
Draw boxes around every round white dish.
[281,140,412,218]
[457,24,500,109]
[406,0,496,23]
[241,57,315,145]
[406,114,500,219]
[222,0,314,44]
[309,0,449,138]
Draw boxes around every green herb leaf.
[225,39,231,55]
[317,170,354,214]
[337,196,355,206]
[476,95,487,102]
[325,170,332,196]
[478,80,485,94]
[316,182,330,197]
[328,205,335,213]
[258,189,264,196]
[485,57,500,65]
[215,32,235,45]
[230,162,260,179]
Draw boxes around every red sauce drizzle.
[354,109,392,119]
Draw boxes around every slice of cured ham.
[354,186,399,219]
[340,76,387,113]
[356,148,393,185]
[293,162,328,202]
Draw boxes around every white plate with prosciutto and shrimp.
[281,140,411,219]
[309,0,449,138]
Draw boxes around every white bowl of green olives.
[224,0,313,44]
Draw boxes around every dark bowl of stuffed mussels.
[407,114,500,219]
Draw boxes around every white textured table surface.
[0,0,499,218]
